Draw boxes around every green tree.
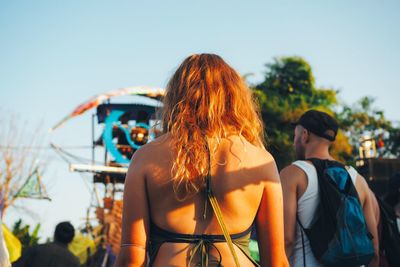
[254,56,352,169]
[12,219,41,248]
[337,96,400,157]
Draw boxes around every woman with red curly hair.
[115,54,289,267]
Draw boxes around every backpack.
[298,158,375,267]
[376,196,400,267]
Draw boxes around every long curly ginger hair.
[162,54,265,199]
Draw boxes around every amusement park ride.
[50,86,165,262]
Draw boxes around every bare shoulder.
[245,145,280,183]
[354,172,370,204]
[343,166,370,206]
[130,134,170,160]
[356,172,369,188]
[222,136,279,183]
[126,134,171,175]
[250,145,276,165]
[280,163,307,186]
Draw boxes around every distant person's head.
[54,221,75,244]
[385,172,400,208]
[162,53,264,198]
[292,110,339,160]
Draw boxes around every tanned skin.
[115,134,289,267]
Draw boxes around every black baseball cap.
[292,110,339,141]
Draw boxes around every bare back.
[116,134,288,267]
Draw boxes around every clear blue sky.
[1,0,399,240]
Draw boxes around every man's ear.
[302,129,310,144]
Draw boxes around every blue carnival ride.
[50,87,165,265]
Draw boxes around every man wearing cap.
[280,109,379,267]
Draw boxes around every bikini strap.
[204,140,242,267]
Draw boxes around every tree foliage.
[253,57,352,169]
[253,56,399,169]
[337,96,400,157]
[12,219,41,248]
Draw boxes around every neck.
[304,144,333,160]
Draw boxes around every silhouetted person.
[14,221,80,267]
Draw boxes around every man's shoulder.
[28,242,52,252]
[280,162,309,187]
[16,242,80,267]
[34,242,64,252]
[280,162,309,178]
[48,243,80,264]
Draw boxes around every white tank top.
[290,160,358,267]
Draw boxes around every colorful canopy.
[50,86,165,132]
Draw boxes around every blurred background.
[1,0,399,265]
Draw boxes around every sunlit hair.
[162,54,265,199]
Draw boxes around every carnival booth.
[51,86,164,265]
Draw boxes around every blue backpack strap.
[306,158,353,195]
